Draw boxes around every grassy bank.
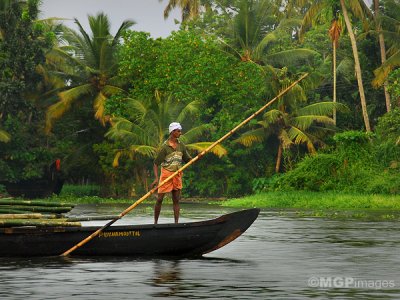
[219,191,400,220]
[220,191,400,210]
[3,190,400,220]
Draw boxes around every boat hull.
[0,208,260,257]
[3,179,64,199]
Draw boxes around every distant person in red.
[151,122,192,224]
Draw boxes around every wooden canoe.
[0,208,260,257]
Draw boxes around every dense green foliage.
[0,0,51,115]
[0,0,399,201]
[104,29,268,196]
[387,69,400,105]
[0,116,55,181]
[0,0,57,181]
[117,30,267,131]
[253,129,400,194]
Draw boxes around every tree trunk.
[340,0,371,132]
[275,144,283,173]
[333,40,337,125]
[374,0,391,112]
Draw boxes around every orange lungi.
[158,168,183,194]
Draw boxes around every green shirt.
[154,139,192,172]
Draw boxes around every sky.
[39,0,181,38]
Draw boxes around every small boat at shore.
[1,159,64,199]
[0,208,260,257]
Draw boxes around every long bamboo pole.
[60,72,308,256]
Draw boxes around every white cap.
[169,122,182,134]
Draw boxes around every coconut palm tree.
[105,92,227,168]
[373,0,391,112]
[235,74,348,172]
[329,18,342,124]
[372,0,400,100]
[45,13,135,133]
[339,0,372,131]
[223,0,317,66]
[299,0,372,132]
[227,0,278,63]
[300,1,344,125]
[161,0,203,21]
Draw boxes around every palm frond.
[292,115,335,130]
[278,129,293,149]
[302,71,325,91]
[300,0,327,39]
[186,142,227,158]
[45,100,71,133]
[287,127,316,153]
[129,145,158,158]
[263,109,284,124]
[379,31,400,48]
[113,19,136,46]
[102,85,126,96]
[266,49,318,67]
[45,84,94,133]
[107,118,155,147]
[88,12,111,40]
[112,151,123,167]
[112,145,156,166]
[107,129,137,145]
[163,0,178,19]
[253,32,276,60]
[108,117,133,132]
[278,17,303,30]
[373,50,400,87]
[46,47,87,71]
[144,109,165,139]
[58,83,94,103]
[74,18,94,54]
[234,127,266,147]
[0,129,10,143]
[98,40,112,71]
[348,0,373,24]
[297,101,349,116]
[93,92,107,124]
[180,124,210,144]
[176,100,201,122]
[124,97,148,121]
[336,57,354,82]
[285,84,307,104]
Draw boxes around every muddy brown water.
[0,203,399,299]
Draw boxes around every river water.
[0,203,399,299]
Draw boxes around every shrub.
[273,154,342,191]
[264,130,400,195]
[60,184,101,197]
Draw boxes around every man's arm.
[182,144,192,163]
[150,163,159,188]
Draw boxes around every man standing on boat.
[151,122,192,224]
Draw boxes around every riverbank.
[2,191,400,220]
[218,191,400,220]
[219,191,400,209]
[2,191,400,208]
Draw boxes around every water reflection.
[151,260,182,297]
[0,204,399,299]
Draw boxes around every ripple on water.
[0,204,399,299]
